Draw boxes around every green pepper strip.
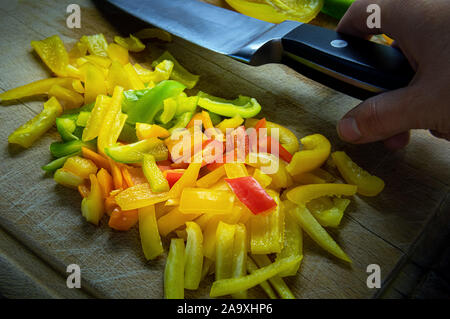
[210,255,301,297]
[197,91,261,119]
[41,151,81,172]
[8,96,62,148]
[50,139,96,158]
[104,137,168,163]
[168,112,194,134]
[56,116,78,142]
[152,51,199,89]
[164,238,185,299]
[126,80,186,124]
[246,257,277,299]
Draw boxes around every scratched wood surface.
[0,0,449,299]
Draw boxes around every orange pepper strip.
[122,166,134,188]
[97,168,113,199]
[78,182,90,198]
[187,112,203,128]
[104,194,118,216]
[201,111,214,130]
[108,158,123,190]
[108,207,139,231]
[82,147,111,171]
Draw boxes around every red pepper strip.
[225,176,277,215]
[165,170,185,188]
[266,136,293,163]
[254,118,267,131]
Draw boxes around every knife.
[104,0,414,100]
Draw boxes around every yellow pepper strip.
[306,197,350,228]
[115,183,170,210]
[292,172,326,185]
[246,118,299,154]
[179,187,235,214]
[64,64,82,79]
[285,134,331,176]
[246,257,277,299]
[48,84,84,110]
[216,114,244,134]
[80,62,108,104]
[84,56,111,69]
[159,97,178,124]
[251,254,295,299]
[62,155,98,180]
[287,183,357,205]
[331,151,385,197]
[114,34,145,52]
[210,178,231,191]
[68,41,88,60]
[80,34,109,57]
[82,95,111,141]
[157,206,200,237]
[224,163,248,179]
[97,86,123,155]
[54,168,84,189]
[312,168,336,182]
[164,238,185,299]
[136,123,170,140]
[184,222,204,290]
[106,61,132,94]
[31,35,69,77]
[276,203,303,276]
[231,223,248,299]
[249,190,284,254]
[201,111,214,130]
[196,165,226,188]
[8,96,62,148]
[72,79,84,94]
[0,77,73,102]
[138,205,164,260]
[252,168,272,188]
[291,204,351,263]
[152,51,199,89]
[269,160,293,189]
[133,28,172,42]
[168,162,202,199]
[147,60,174,84]
[107,43,129,65]
[132,63,153,83]
[215,221,237,281]
[123,63,146,90]
[210,255,302,297]
[81,174,105,225]
[143,154,170,193]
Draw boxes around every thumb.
[337,86,424,144]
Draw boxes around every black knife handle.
[281,23,415,100]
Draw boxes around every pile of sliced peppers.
[1,30,385,299]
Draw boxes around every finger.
[383,131,410,150]
[337,86,427,144]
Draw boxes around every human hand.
[336,0,450,149]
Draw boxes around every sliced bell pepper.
[133,28,172,42]
[84,55,112,69]
[184,221,204,290]
[75,112,91,127]
[78,182,90,198]
[331,151,385,197]
[126,80,186,124]
[31,35,69,77]
[157,206,200,237]
[249,190,284,254]
[246,257,277,299]
[47,84,84,110]
[80,34,108,57]
[145,60,174,84]
[109,158,123,190]
[152,51,199,89]
[136,123,170,140]
[55,115,78,142]
[168,112,194,134]
[114,34,145,52]
[210,255,302,297]
[105,137,168,164]
[231,223,248,299]
[0,77,73,101]
[81,147,110,171]
[54,168,84,188]
[286,183,357,205]
[306,197,350,228]
[179,187,235,214]
[41,151,81,172]
[50,139,96,158]
[197,91,261,119]
[252,168,272,188]
[216,114,244,134]
[62,155,98,179]
[224,163,248,179]
[268,159,293,189]
[158,97,178,124]
[81,174,105,225]
[142,154,170,193]
[164,169,185,188]
[68,40,88,60]
[285,134,331,176]
[168,162,202,199]
[8,97,63,148]
[291,172,326,185]
[115,182,169,210]
[121,166,134,188]
[164,238,185,299]
[97,168,113,199]
[108,207,138,231]
[107,42,129,65]
[82,94,111,141]
[225,176,277,215]
[123,63,146,90]
[215,221,236,281]
[138,205,164,260]
[80,62,108,104]
[251,254,295,299]
[196,165,226,188]
[175,94,199,116]
[290,204,351,263]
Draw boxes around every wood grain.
[0,0,449,299]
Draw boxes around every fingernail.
[338,117,361,142]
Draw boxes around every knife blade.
[104,0,414,99]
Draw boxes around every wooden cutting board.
[0,0,449,299]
